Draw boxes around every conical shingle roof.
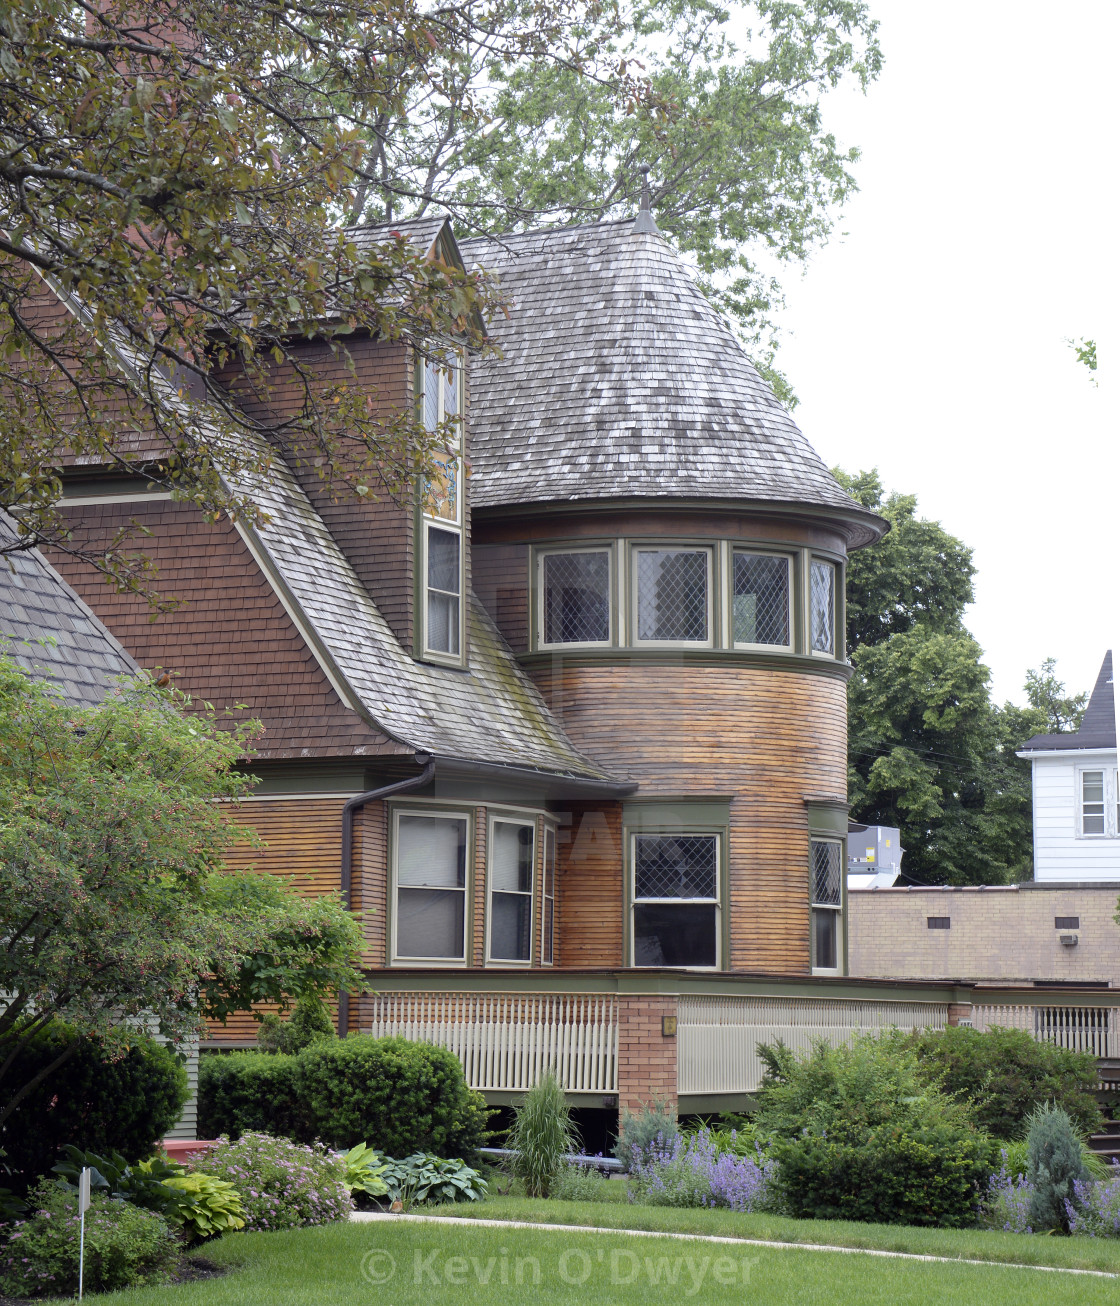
[461,220,883,546]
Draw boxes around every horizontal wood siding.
[473,543,529,653]
[1032,753,1120,880]
[536,665,848,974]
[558,804,624,968]
[50,501,401,760]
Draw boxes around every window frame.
[485,813,537,967]
[417,356,465,666]
[541,824,557,967]
[730,547,795,652]
[1076,766,1115,838]
[809,836,844,974]
[628,830,723,971]
[389,806,472,967]
[809,557,838,659]
[629,542,715,648]
[536,544,615,650]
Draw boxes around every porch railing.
[368,991,618,1093]
[971,1003,1112,1058]
[677,995,949,1095]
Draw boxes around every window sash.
[810,559,836,656]
[489,819,535,963]
[732,550,792,648]
[812,907,840,970]
[425,524,461,658]
[539,548,612,647]
[1082,769,1107,836]
[633,547,711,645]
[542,827,556,966]
[631,833,720,969]
[811,839,843,906]
[394,812,468,962]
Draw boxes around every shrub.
[197,1050,304,1141]
[552,1162,611,1202]
[909,1026,1103,1140]
[0,1182,178,1297]
[628,1129,776,1212]
[757,1034,997,1228]
[257,997,336,1055]
[2,1023,188,1185]
[506,1072,578,1198]
[380,1154,488,1206]
[196,1131,351,1231]
[1066,1168,1120,1237]
[1026,1103,1088,1234]
[613,1099,679,1171]
[296,1035,489,1159]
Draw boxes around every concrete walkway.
[350,1210,1118,1278]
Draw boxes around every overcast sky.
[767,1,1116,706]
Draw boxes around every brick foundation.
[617,994,678,1114]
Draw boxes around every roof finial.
[634,164,658,234]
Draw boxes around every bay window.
[540,548,611,646]
[732,550,791,648]
[393,811,468,962]
[634,547,710,644]
[632,833,719,967]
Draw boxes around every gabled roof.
[1020,651,1115,753]
[350,215,452,259]
[0,512,139,705]
[460,220,884,547]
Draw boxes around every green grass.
[439,1193,1120,1275]
[90,1217,1118,1306]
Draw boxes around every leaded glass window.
[632,834,719,968]
[810,838,842,972]
[635,548,709,643]
[489,820,534,962]
[810,560,836,655]
[541,550,611,645]
[395,812,468,960]
[733,552,791,647]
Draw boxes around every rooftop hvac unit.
[847,825,904,889]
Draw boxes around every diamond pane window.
[810,560,836,655]
[542,550,610,645]
[1082,770,1106,835]
[733,552,791,647]
[635,834,717,899]
[635,548,709,642]
[811,840,842,905]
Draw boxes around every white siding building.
[1018,651,1120,882]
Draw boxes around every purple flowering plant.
[627,1128,776,1213]
[1066,1165,1120,1238]
[195,1132,351,1232]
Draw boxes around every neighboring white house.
[1018,651,1119,882]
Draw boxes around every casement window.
[1077,767,1120,837]
[634,547,711,644]
[810,838,843,972]
[393,811,469,962]
[541,826,557,966]
[488,818,535,963]
[420,358,464,662]
[632,833,720,967]
[732,550,792,648]
[539,548,611,646]
[809,560,837,656]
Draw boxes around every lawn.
[94,1216,1117,1306]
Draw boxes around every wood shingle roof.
[462,220,883,545]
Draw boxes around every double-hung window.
[489,818,535,963]
[420,358,463,661]
[632,833,719,967]
[540,548,611,646]
[541,827,557,965]
[634,547,711,644]
[732,550,792,648]
[1077,767,1119,837]
[394,811,468,962]
[810,559,837,656]
[811,838,843,971]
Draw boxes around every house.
[43,210,1110,1118]
[1018,651,1118,881]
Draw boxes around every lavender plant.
[980,1151,1035,1234]
[1066,1168,1120,1237]
[627,1128,776,1213]
[196,1132,351,1231]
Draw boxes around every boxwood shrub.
[198,1050,304,1141]
[2,1023,188,1186]
[297,1036,489,1160]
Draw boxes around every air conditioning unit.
[1059,934,1078,947]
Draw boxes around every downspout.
[337,754,435,1036]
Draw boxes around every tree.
[0,657,365,1129]
[838,470,1086,885]
[0,0,629,595]
[346,0,882,400]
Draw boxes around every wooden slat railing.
[369,992,618,1093]
[972,1003,1112,1058]
[676,995,949,1095]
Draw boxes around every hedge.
[196,1050,305,1142]
[2,1024,189,1185]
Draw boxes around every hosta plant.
[381,1154,487,1207]
[158,1172,245,1241]
[341,1143,389,1200]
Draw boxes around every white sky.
[769,1,1117,706]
